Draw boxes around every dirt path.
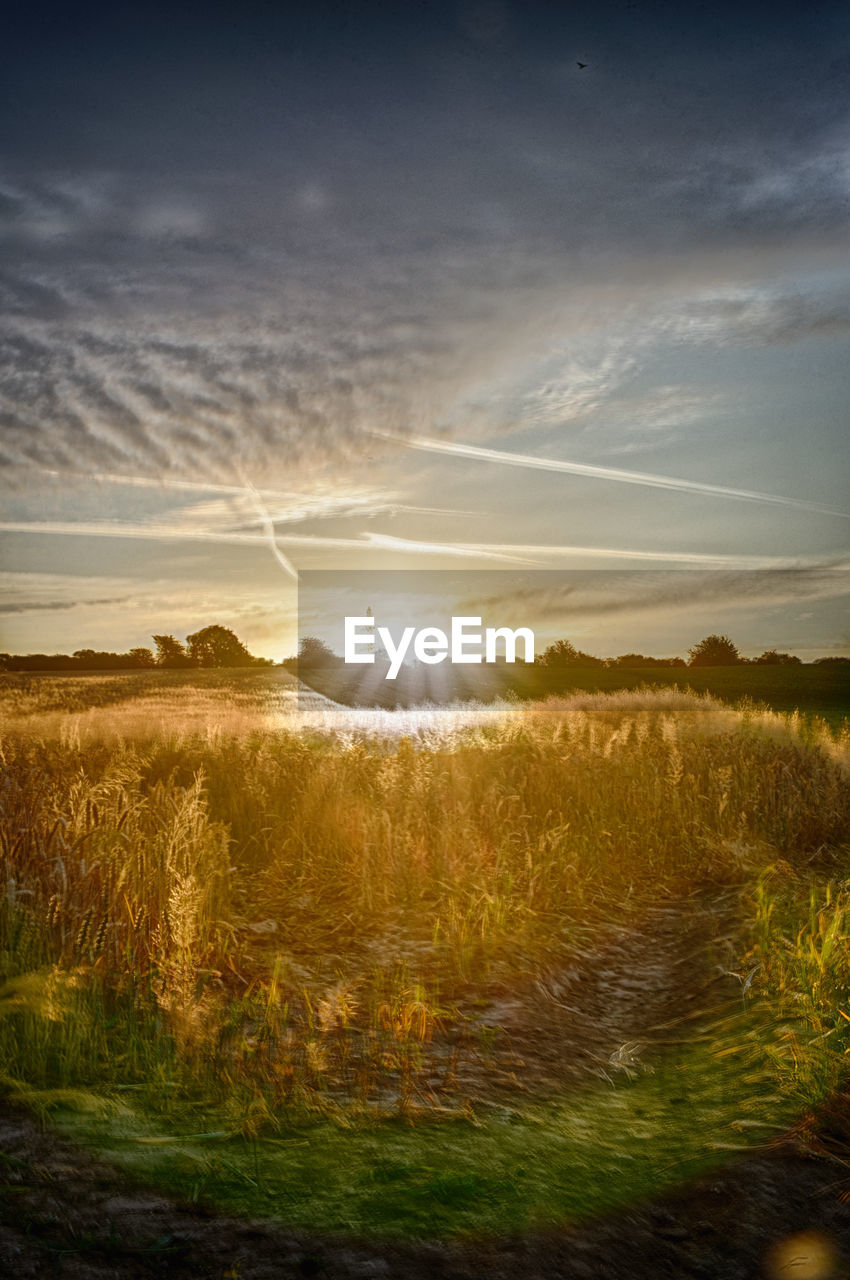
[443,891,748,1101]
[2,892,845,1278]
[1,1105,849,1279]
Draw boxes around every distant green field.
[301,662,850,726]
[525,665,850,726]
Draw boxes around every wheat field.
[0,669,848,1232]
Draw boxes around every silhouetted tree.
[538,639,604,668]
[688,634,741,666]
[612,653,687,668]
[6,654,75,670]
[153,634,193,668]
[753,650,802,665]
[297,636,340,668]
[128,647,156,668]
[185,625,255,668]
[73,649,143,669]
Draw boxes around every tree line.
[538,634,845,667]
[2,627,847,673]
[0,626,273,672]
[292,632,847,671]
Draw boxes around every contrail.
[355,531,531,562]
[1,520,845,571]
[32,467,480,521]
[372,431,850,518]
[38,467,302,501]
[451,541,848,569]
[0,522,523,561]
[241,478,298,581]
[0,521,289,546]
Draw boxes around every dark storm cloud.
[1,1,849,483]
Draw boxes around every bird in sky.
[577,61,588,69]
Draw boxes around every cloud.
[517,352,637,431]
[462,566,850,629]
[1,6,849,513]
[0,567,301,656]
[657,287,850,349]
[0,594,131,615]
[29,469,478,527]
[1,179,848,503]
[0,164,545,488]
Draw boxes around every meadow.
[301,659,850,726]
[1,668,849,1238]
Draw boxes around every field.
[301,660,850,726]
[1,669,849,1263]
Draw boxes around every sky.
[1,0,848,661]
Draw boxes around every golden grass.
[0,671,848,1128]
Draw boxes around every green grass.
[48,1033,791,1238]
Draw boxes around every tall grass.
[0,674,848,1133]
